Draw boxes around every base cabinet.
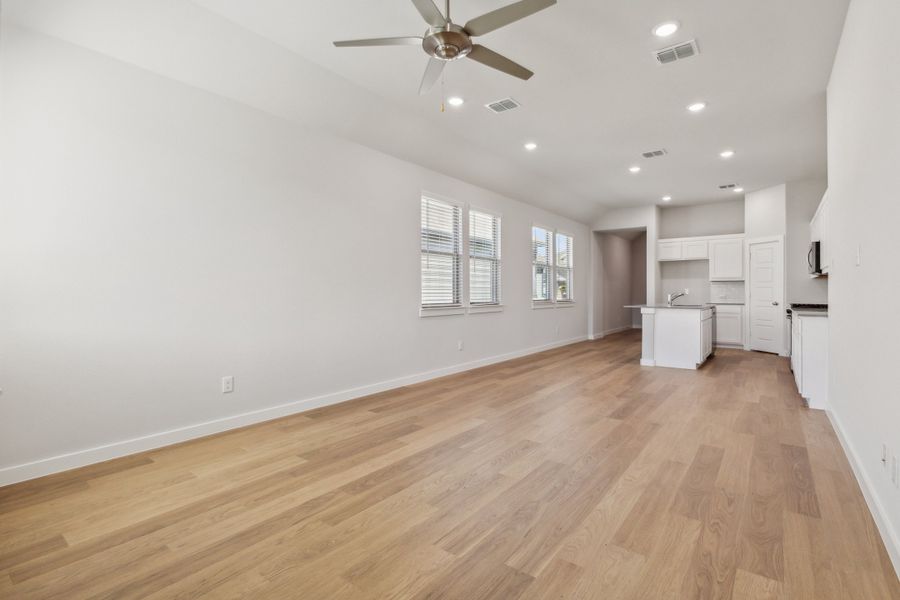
[714,305,743,346]
[791,314,828,409]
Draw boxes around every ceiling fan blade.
[411,0,447,27]
[419,58,446,95]
[467,45,533,80]
[464,0,556,37]
[333,36,423,47]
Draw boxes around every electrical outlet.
[457,340,463,351]
[555,324,560,334]
[221,376,234,394]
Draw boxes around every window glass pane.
[421,254,460,306]
[555,233,573,268]
[532,227,551,265]
[533,265,551,301]
[556,267,572,301]
[469,211,500,259]
[421,197,461,254]
[421,197,462,307]
[470,257,500,304]
[469,210,501,305]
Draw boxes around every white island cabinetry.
[633,305,715,370]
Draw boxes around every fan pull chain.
[440,69,446,113]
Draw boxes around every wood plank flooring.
[1,330,898,599]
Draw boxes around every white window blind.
[532,226,553,301]
[421,196,462,307]
[469,210,501,305]
[555,232,574,301]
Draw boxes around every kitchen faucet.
[667,291,687,306]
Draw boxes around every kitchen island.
[625,304,715,369]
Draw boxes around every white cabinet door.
[714,306,743,345]
[683,240,709,260]
[701,315,713,359]
[709,238,744,280]
[658,241,683,261]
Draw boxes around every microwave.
[808,241,822,275]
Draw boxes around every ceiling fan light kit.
[333,0,557,94]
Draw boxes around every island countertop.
[624,304,715,310]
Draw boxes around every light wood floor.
[1,331,898,599]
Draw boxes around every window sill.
[419,306,466,318]
[532,301,576,310]
[532,301,556,310]
[468,304,504,314]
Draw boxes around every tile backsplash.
[710,281,745,303]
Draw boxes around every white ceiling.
[4,0,849,223]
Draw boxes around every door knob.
[772,301,779,306]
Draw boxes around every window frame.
[468,207,502,308]
[531,223,575,309]
[420,194,465,314]
[531,224,554,306]
[554,230,575,303]
[419,194,504,317]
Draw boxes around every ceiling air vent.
[642,149,668,159]
[485,97,521,114]
[719,184,737,190]
[654,39,700,65]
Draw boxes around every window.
[555,232,574,301]
[469,210,501,305]
[421,196,462,307]
[532,226,553,302]
[532,226,574,305]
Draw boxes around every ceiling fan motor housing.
[423,24,472,60]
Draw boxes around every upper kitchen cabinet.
[657,238,709,261]
[658,240,683,261]
[708,237,744,281]
[810,191,830,275]
[683,239,709,260]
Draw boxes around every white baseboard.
[593,326,633,339]
[0,335,588,487]
[826,408,900,576]
[640,359,655,367]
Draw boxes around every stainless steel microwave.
[808,241,822,275]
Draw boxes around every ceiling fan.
[333,0,557,94]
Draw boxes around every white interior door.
[748,238,785,354]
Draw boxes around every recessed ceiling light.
[662,196,672,202]
[447,96,464,107]
[720,150,735,158]
[524,142,538,151]
[687,102,707,113]
[653,22,680,37]
[733,187,744,193]
[629,166,641,173]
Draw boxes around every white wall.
[598,234,633,335]
[630,233,646,327]
[0,28,590,483]
[826,0,900,571]
[593,206,661,305]
[659,199,745,239]
[785,177,829,303]
[745,185,786,238]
